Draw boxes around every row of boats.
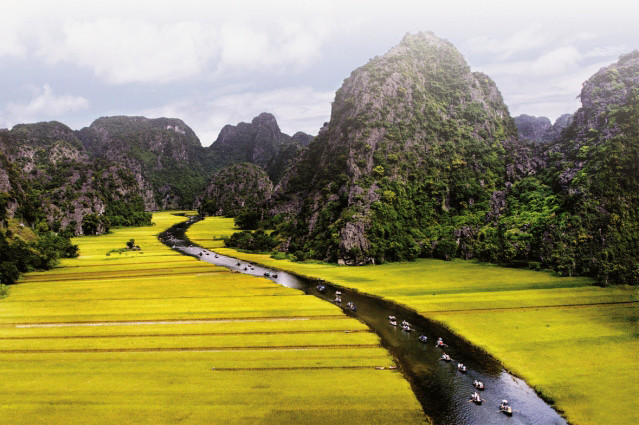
[388,315,514,416]
[317,284,357,311]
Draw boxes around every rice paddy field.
[189,217,639,425]
[0,212,425,425]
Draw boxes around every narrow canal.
[160,217,568,425]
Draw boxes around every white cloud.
[530,46,582,76]
[37,19,219,85]
[139,86,334,145]
[2,84,89,127]
[34,13,332,85]
[464,25,551,60]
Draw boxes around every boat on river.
[473,380,484,390]
[440,353,452,362]
[470,392,483,404]
[457,363,467,373]
[418,335,428,343]
[499,400,513,416]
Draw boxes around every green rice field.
[0,212,425,425]
[189,217,639,425]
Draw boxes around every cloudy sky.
[1,0,637,145]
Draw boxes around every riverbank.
[188,217,639,425]
[0,212,424,425]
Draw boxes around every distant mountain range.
[2,32,637,285]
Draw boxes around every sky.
[0,0,637,146]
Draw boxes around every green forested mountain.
[200,163,273,217]
[536,51,639,284]
[270,32,521,263]
[78,116,210,209]
[267,33,638,284]
[0,121,153,235]
[206,113,313,184]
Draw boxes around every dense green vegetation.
[189,217,639,425]
[0,219,78,285]
[0,212,424,425]
[200,163,273,217]
[224,229,278,251]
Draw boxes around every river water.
[160,218,568,425]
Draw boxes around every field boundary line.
[0,329,370,340]
[423,300,638,315]
[7,315,348,328]
[0,344,381,353]
[210,365,394,371]
[18,269,227,283]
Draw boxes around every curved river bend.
[160,218,567,425]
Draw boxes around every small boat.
[388,315,396,320]
[457,363,467,373]
[418,335,428,343]
[435,338,448,348]
[335,291,342,296]
[205,253,209,255]
[346,302,357,312]
[389,318,397,326]
[272,274,278,278]
[401,324,413,332]
[244,267,248,271]
[470,392,483,404]
[215,255,218,258]
[199,252,203,256]
[499,400,513,416]
[335,296,342,303]
[236,262,241,266]
[440,353,452,362]
[264,272,271,277]
[473,380,484,390]
[316,284,326,293]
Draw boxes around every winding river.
[160,217,568,425]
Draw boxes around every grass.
[188,217,639,425]
[0,212,425,425]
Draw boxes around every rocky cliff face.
[201,163,273,216]
[514,115,552,142]
[208,113,290,168]
[0,121,154,234]
[273,32,521,263]
[77,116,206,209]
[514,114,572,143]
[535,51,639,283]
[207,113,313,182]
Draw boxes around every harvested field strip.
[0,329,369,340]
[9,293,300,303]
[0,344,382,353]
[421,300,639,314]
[19,269,226,283]
[10,315,346,328]
[209,366,393,371]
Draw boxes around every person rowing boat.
[470,392,483,404]
[440,353,452,362]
